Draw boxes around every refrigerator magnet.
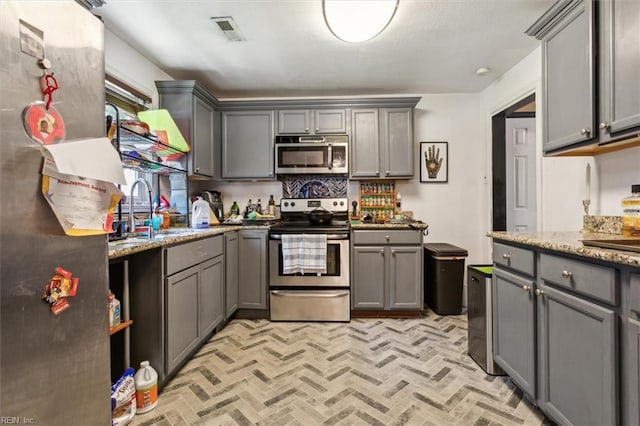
[22,102,65,145]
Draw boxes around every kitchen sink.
[582,238,640,253]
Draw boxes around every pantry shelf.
[109,320,133,336]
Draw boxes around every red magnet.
[23,102,65,145]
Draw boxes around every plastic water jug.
[192,196,210,229]
[134,361,158,414]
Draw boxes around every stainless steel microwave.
[275,135,348,175]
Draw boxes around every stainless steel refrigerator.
[0,1,111,423]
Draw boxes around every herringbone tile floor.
[130,311,551,426]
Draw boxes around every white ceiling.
[96,0,553,99]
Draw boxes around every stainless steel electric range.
[268,198,350,322]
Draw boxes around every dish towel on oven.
[281,234,327,275]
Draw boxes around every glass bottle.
[268,195,275,215]
[622,184,640,237]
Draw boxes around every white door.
[506,117,536,232]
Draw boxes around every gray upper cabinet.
[528,0,640,155]
[277,109,347,134]
[542,0,595,153]
[221,110,275,180]
[536,282,617,426]
[598,0,640,143]
[238,229,268,310]
[351,108,414,179]
[156,80,217,178]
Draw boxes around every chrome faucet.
[129,178,153,240]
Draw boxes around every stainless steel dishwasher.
[467,265,505,375]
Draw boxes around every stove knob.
[283,201,289,207]
[290,201,295,207]
[339,201,344,206]
[333,201,338,206]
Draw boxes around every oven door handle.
[269,233,349,240]
[270,290,350,298]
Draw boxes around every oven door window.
[277,145,328,168]
[277,242,340,276]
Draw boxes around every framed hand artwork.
[420,142,448,183]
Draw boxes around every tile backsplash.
[281,175,348,198]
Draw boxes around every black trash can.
[423,243,468,315]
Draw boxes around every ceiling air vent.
[211,17,246,42]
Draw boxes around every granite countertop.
[350,220,429,230]
[108,225,270,259]
[488,231,640,267]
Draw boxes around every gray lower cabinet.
[156,80,217,178]
[492,240,622,425]
[492,267,536,397]
[224,231,239,318]
[221,110,275,179]
[199,255,224,338]
[350,108,414,179]
[165,236,224,376]
[625,273,640,425]
[352,247,385,309]
[166,265,200,374]
[536,282,617,426]
[352,230,422,310]
[238,229,268,309]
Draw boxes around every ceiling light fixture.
[323,0,399,43]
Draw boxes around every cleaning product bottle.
[134,361,158,414]
[191,196,210,229]
[622,184,640,237]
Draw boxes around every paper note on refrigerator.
[40,137,125,236]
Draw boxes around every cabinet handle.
[391,249,396,255]
[315,128,319,131]
[535,288,544,296]
[386,170,390,176]
[599,122,610,131]
[471,276,479,282]
[376,170,380,176]
[305,128,309,132]
[195,167,200,171]
[385,235,390,241]
[580,128,591,136]
[522,285,531,292]
[561,270,572,279]
[502,253,511,259]
[380,249,384,255]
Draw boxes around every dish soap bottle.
[622,184,640,237]
[231,201,240,216]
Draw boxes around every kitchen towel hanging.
[281,234,327,275]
